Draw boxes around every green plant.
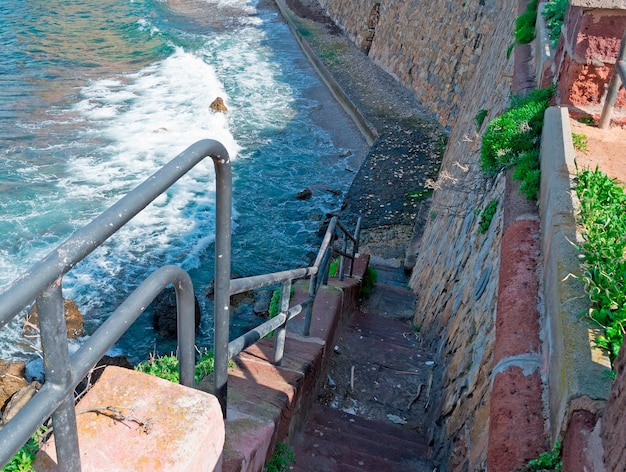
[329,259,377,298]
[135,350,224,383]
[572,133,588,153]
[523,441,563,471]
[3,427,48,472]
[480,86,554,200]
[264,442,294,472]
[478,199,499,234]
[135,353,180,383]
[361,267,378,298]
[513,149,541,200]
[475,109,489,129]
[576,168,626,365]
[514,0,538,45]
[430,210,438,220]
[542,0,567,48]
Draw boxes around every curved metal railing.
[0,139,231,471]
[0,137,361,469]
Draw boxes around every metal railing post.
[37,281,81,472]
[211,153,232,419]
[273,281,290,365]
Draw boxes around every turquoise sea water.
[0,0,362,363]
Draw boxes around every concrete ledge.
[35,367,225,472]
[539,107,612,443]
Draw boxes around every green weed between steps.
[542,0,567,49]
[263,442,295,472]
[575,168,626,366]
[329,259,377,298]
[480,86,555,200]
[514,0,538,46]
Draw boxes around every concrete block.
[34,367,224,472]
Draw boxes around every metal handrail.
[0,134,362,468]
[213,214,362,416]
[0,139,232,471]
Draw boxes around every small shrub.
[542,0,567,49]
[361,267,378,298]
[514,0,538,45]
[135,353,180,383]
[480,86,554,200]
[264,442,294,472]
[521,441,563,471]
[478,199,499,234]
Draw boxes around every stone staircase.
[290,257,436,471]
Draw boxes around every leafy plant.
[576,168,626,365]
[135,350,223,383]
[480,86,554,200]
[478,199,499,234]
[3,427,48,472]
[522,441,563,471]
[361,267,378,298]
[135,353,180,383]
[514,0,538,45]
[264,442,295,472]
[572,133,588,153]
[542,0,567,49]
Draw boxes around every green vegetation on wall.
[542,0,567,48]
[480,86,554,200]
[514,0,538,45]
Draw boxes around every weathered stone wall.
[317,0,515,127]
[316,0,518,469]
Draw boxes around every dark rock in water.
[296,188,313,200]
[151,288,202,339]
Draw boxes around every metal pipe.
[600,32,626,129]
[273,281,291,365]
[37,282,81,472]
[211,152,232,418]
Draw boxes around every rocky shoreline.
[276,0,446,263]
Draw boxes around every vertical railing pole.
[304,273,317,337]
[274,281,290,365]
[37,281,81,472]
[349,217,362,278]
[212,154,232,418]
[175,272,196,388]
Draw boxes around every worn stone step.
[292,404,432,471]
[308,403,429,447]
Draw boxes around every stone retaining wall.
[318,0,515,128]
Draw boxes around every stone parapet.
[539,106,611,470]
